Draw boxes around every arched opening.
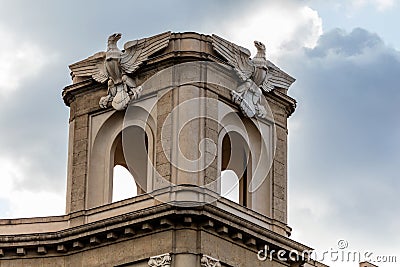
[112,165,138,202]
[220,132,251,206]
[87,107,156,209]
[110,127,149,203]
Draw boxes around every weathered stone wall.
[64,82,106,213]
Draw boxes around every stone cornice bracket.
[148,253,172,267]
[201,255,221,267]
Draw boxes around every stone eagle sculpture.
[212,34,274,118]
[69,32,171,110]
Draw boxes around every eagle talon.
[99,95,112,108]
[129,86,143,100]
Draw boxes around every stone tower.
[0,32,326,267]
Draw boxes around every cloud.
[0,157,65,218]
[8,190,65,218]
[0,26,55,95]
[306,28,383,57]
[216,1,323,60]
[0,21,69,218]
[279,28,400,266]
[0,71,68,218]
[0,22,66,218]
[352,0,395,11]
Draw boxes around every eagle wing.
[261,68,274,93]
[69,52,108,83]
[120,31,171,74]
[262,60,296,92]
[211,34,254,81]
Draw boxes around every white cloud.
[0,25,55,95]
[0,157,65,218]
[7,190,65,219]
[218,2,323,61]
[373,0,395,10]
[352,0,395,11]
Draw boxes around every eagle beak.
[114,33,122,39]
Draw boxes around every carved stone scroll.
[148,253,172,267]
[201,255,222,267]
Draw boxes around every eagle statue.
[212,35,274,118]
[69,32,171,110]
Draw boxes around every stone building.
[0,32,328,267]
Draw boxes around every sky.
[0,0,399,266]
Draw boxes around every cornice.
[0,191,310,261]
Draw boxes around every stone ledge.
[0,204,309,262]
[0,186,291,236]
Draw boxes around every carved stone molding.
[201,254,221,267]
[148,253,172,267]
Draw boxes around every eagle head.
[254,41,265,51]
[108,33,122,44]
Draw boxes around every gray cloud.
[0,0,260,60]
[0,62,69,192]
[279,28,400,255]
[306,27,384,57]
